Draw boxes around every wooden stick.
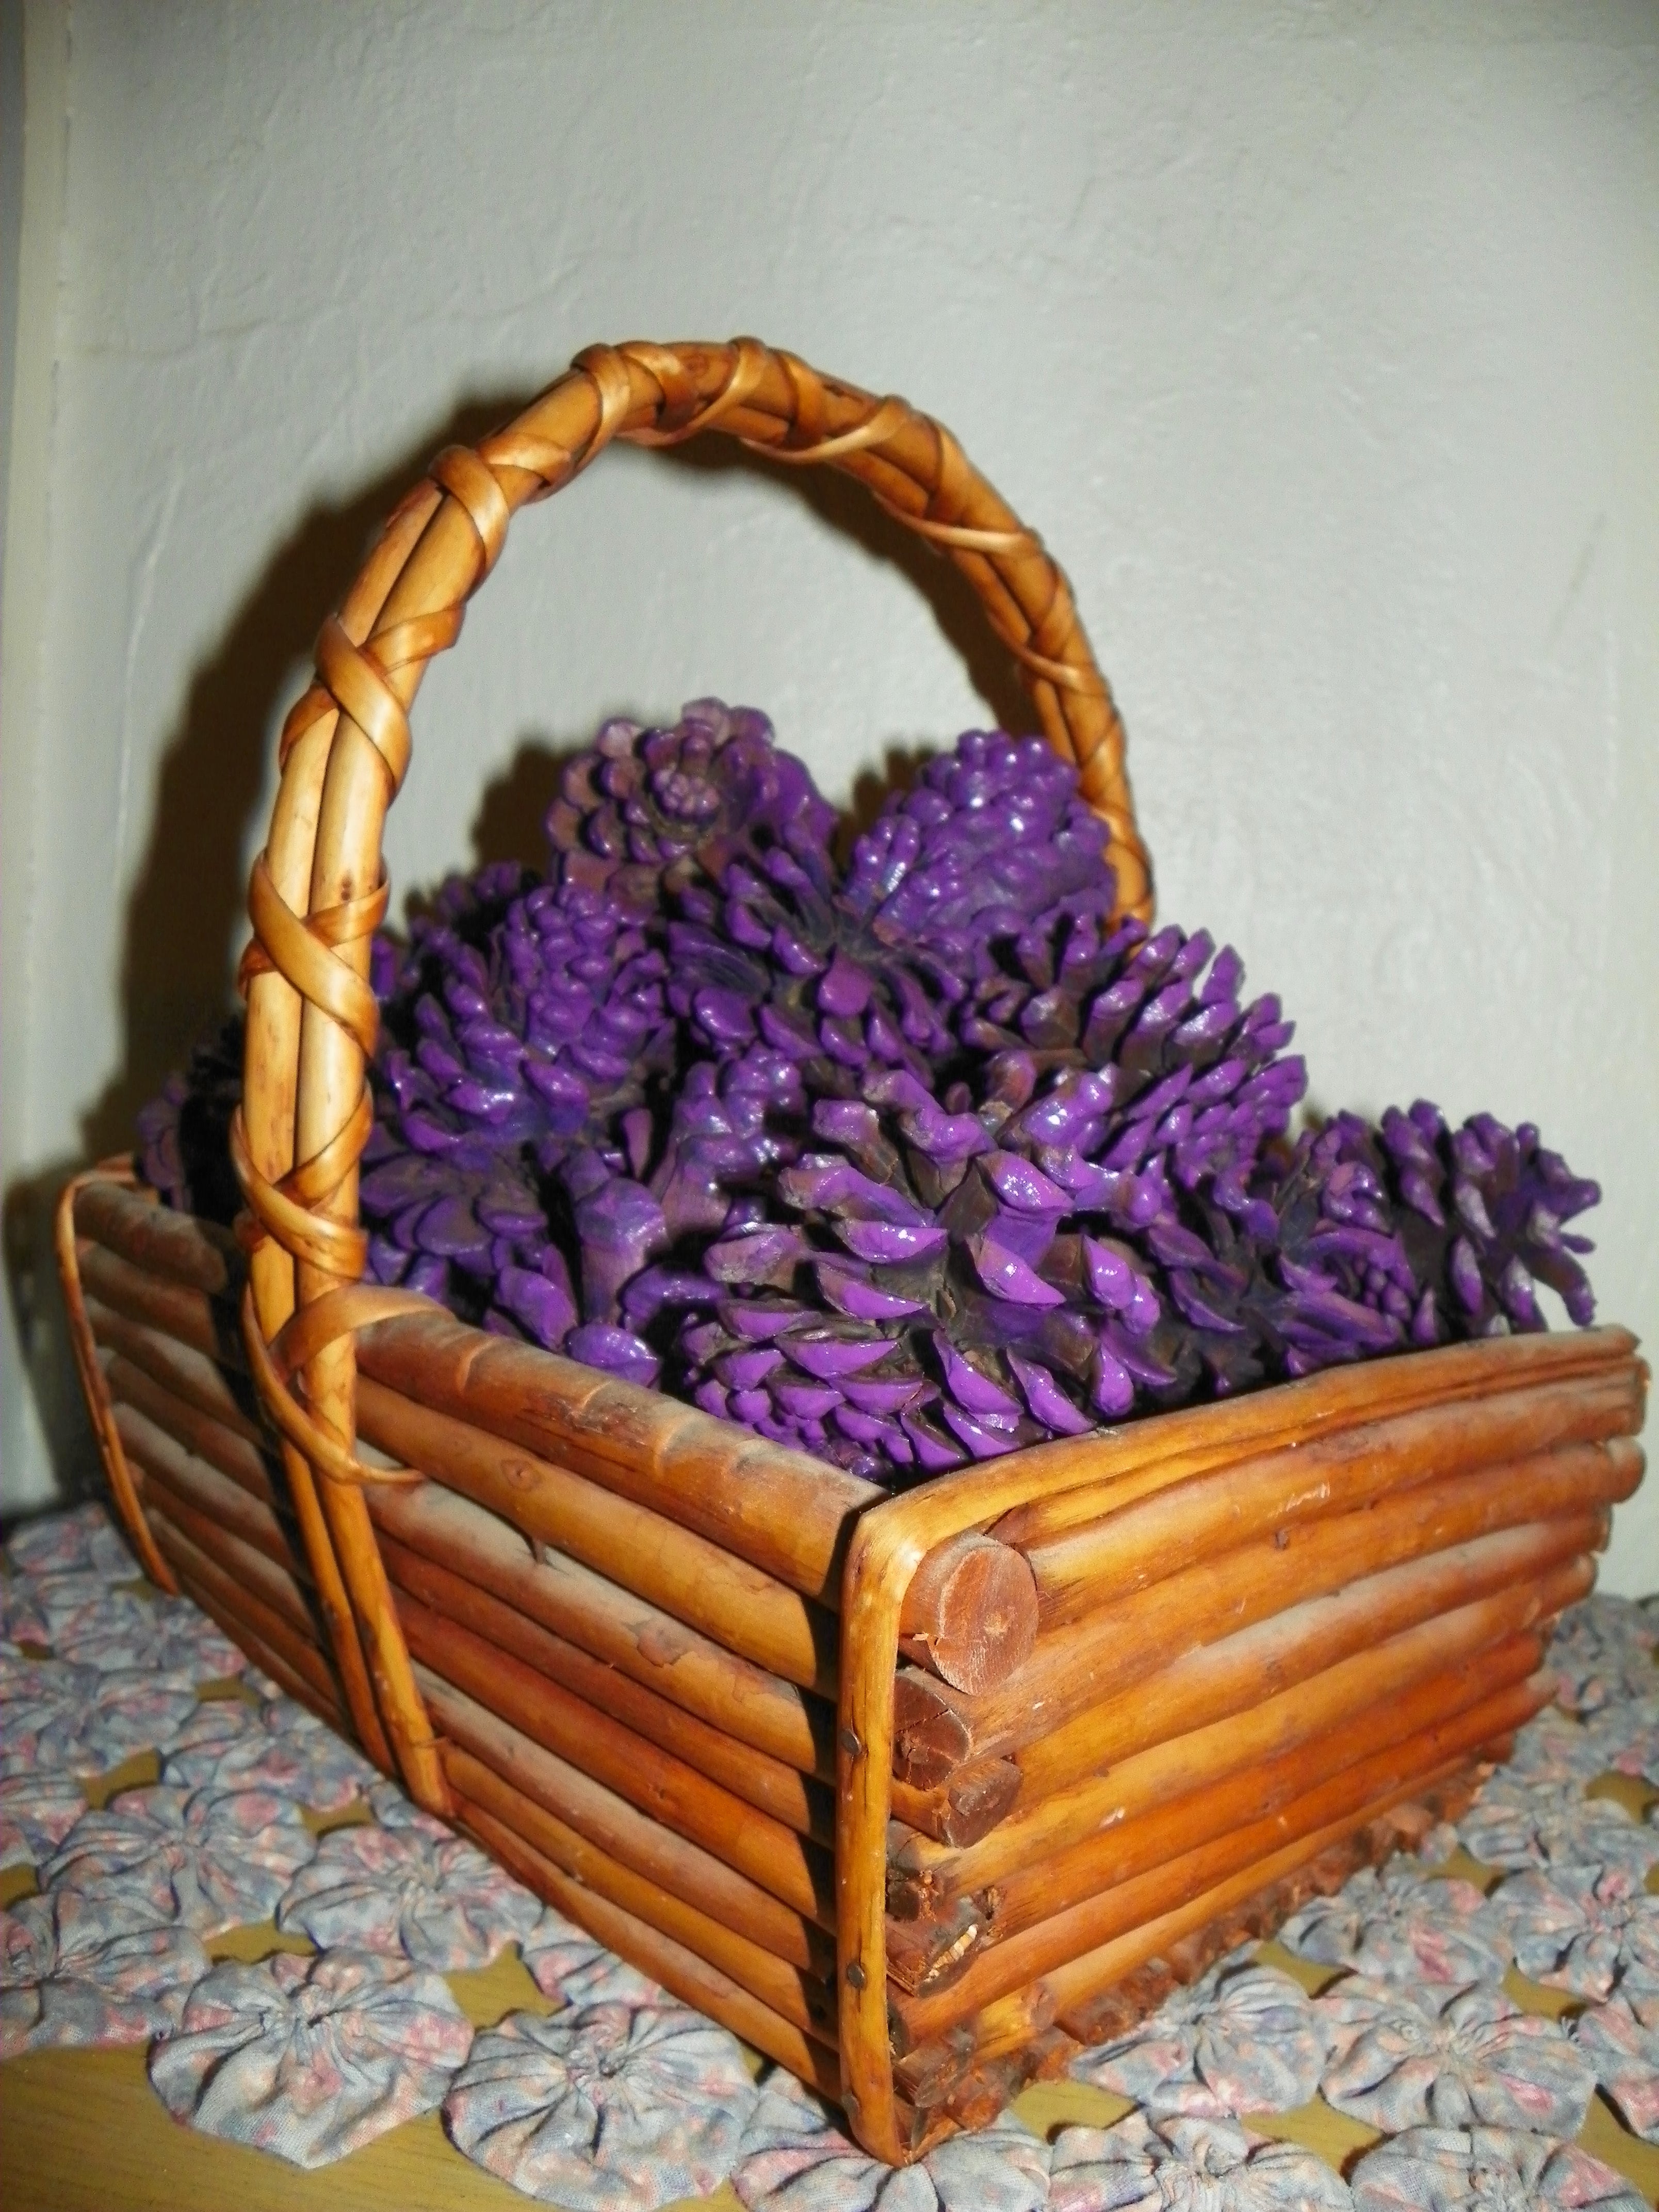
[75,1186,395,1775]
[456,1787,843,2103]
[882,1628,1533,1999]
[355,1372,836,1696]
[73,1184,1034,1679]
[887,1673,1546,2053]
[1012,1523,1598,1802]
[890,1676,979,1792]
[425,1671,833,1977]
[886,1897,988,1999]
[396,1599,836,1927]
[84,1291,262,1443]
[894,1444,1635,1770]
[365,1472,834,1781]
[896,1780,1478,2110]
[926,2028,1080,2130]
[359,1307,876,1604]
[55,1173,176,1592]
[78,1240,246,1378]
[889,1510,1601,1788]
[445,1744,838,2049]
[889,1760,1023,1851]
[164,1557,344,1725]
[81,1182,1035,1694]
[896,1534,1037,1694]
[1038,1763,1492,2042]
[149,1509,345,1715]
[1024,1367,1646,1627]
[361,1308,1038,1696]
[902,1755,1492,2084]
[381,1527,832,1840]
[892,1570,1581,1899]
[128,1449,322,1646]
[81,1257,399,1768]
[893,1979,1060,2103]
[988,1326,1639,1552]
[1050,1767,1491,2054]
[111,1399,301,1581]
[893,1750,1486,2087]
[909,1630,1544,1948]
[103,1352,284,1514]
[74,1179,236,1295]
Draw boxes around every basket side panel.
[843,1328,1645,2159]
[59,1177,364,1734]
[339,1359,856,2106]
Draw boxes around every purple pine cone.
[132,712,1604,1487]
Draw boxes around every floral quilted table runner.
[2,1500,1655,2209]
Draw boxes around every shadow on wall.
[3,379,1036,1510]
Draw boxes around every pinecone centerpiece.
[138,703,1603,1487]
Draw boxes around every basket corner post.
[51,1166,177,1594]
[835,1492,938,2165]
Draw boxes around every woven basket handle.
[234,337,1152,1502]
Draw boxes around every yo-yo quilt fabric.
[1,1499,1655,2208]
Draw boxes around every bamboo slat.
[129,1457,320,1645]
[356,1372,837,1695]
[446,1744,838,2048]
[892,1443,1638,1771]
[78,1240,245,1377]
[74,1178,236,1293]
[422,1670,832,1977]
[84,1293,262,1444]
[896,1630,1544,1967]
[396,1592,836,1926]
[149,1509,344,1716]
[365,1472,834,1779]
[103,1352,283,1514]
[888,1671,1543,2053]
[112,1402,301,1582]
[381,1527,832,1840]
[988,1325,1638,1551]
[459,1788,844,2103]
[891,1559,1587,1898]
[1011,1516,1601,1800]
[1024,1367,1645,1627]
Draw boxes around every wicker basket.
[56,338,1647,2165]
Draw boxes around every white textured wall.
[4,0,1654,1585]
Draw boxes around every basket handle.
[231,338,1153,1797]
